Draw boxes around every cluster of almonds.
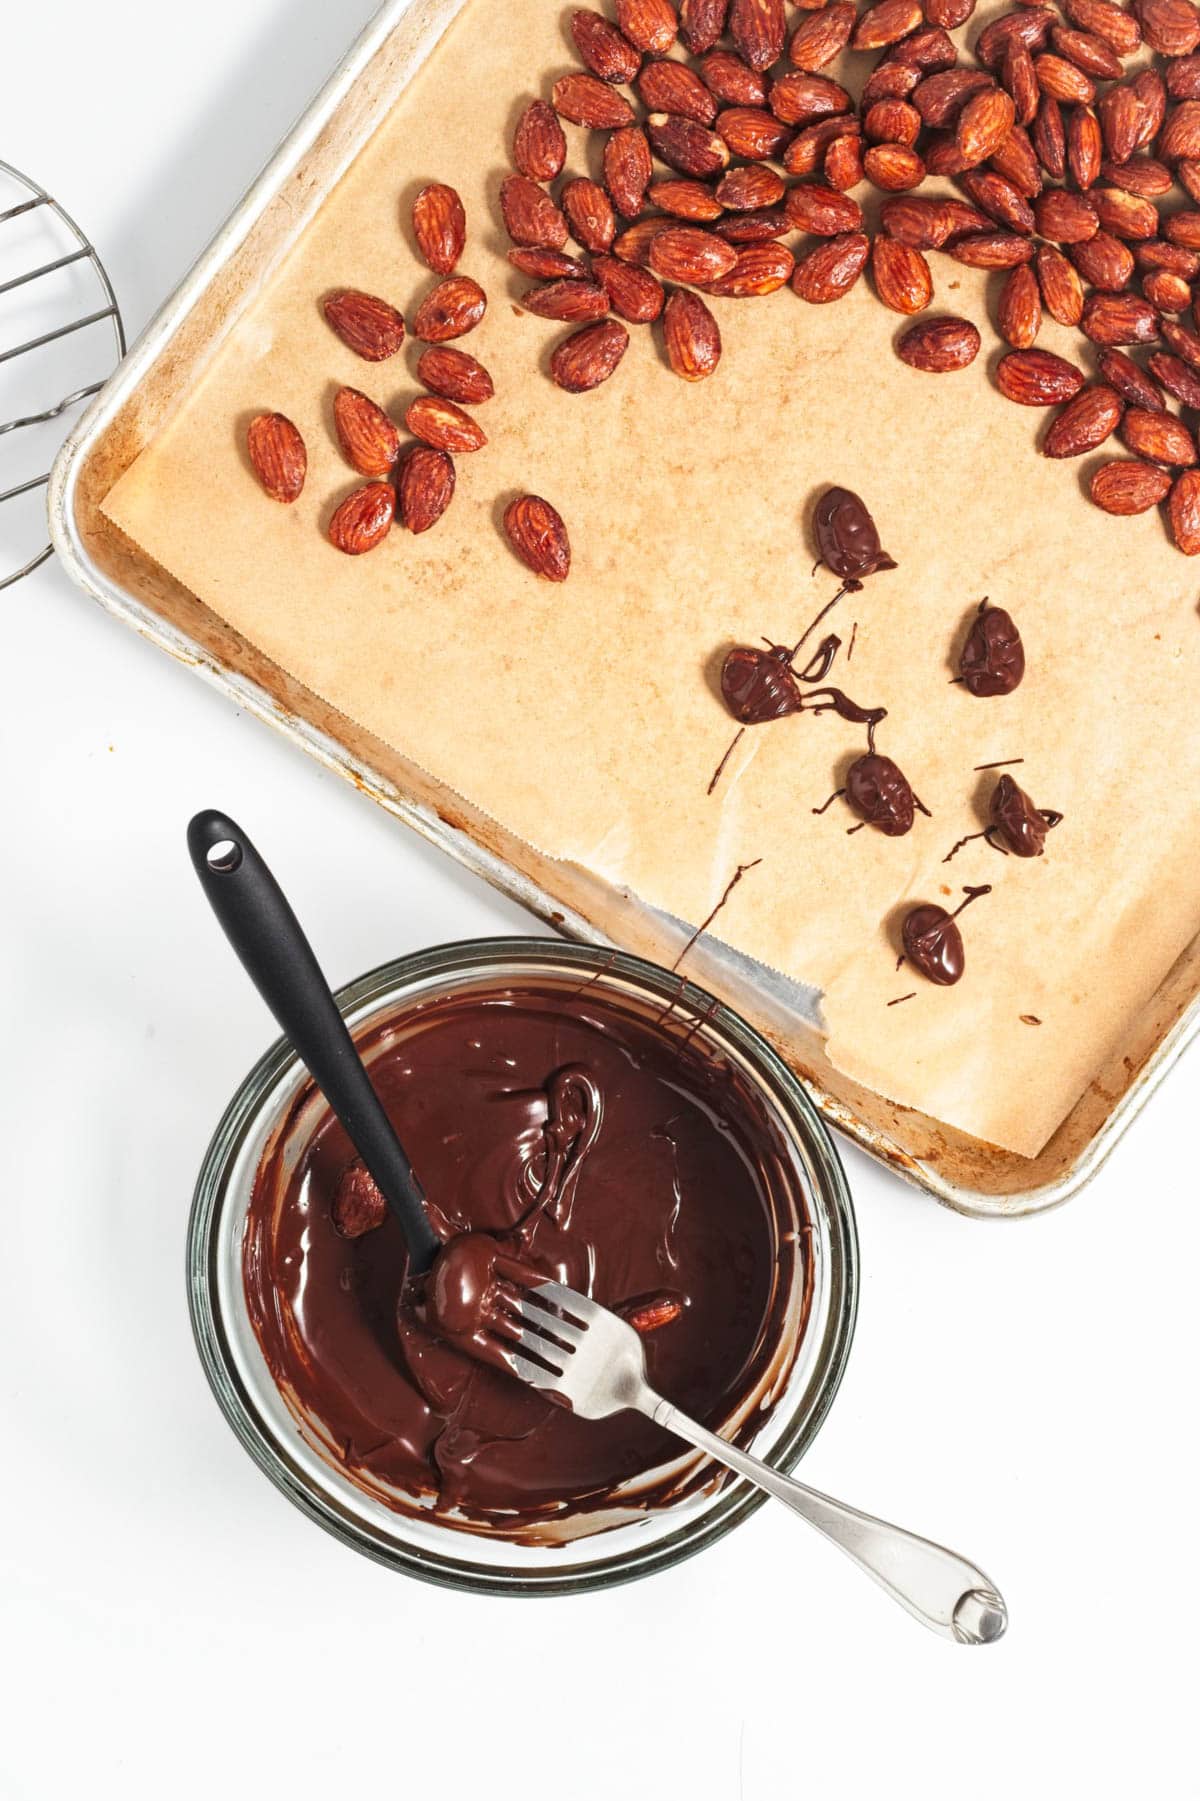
[497,0,1200,550]
[246,186,571,579]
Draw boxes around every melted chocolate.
[845,752,928,838]
[720,643,802,724]
[813,487,896,592]
[244,979,806,1535]
[796,686,888,753]
[795,633,841,684]
[959,600,1025,698]
[901,885,991,987]
[989,774,1063,858]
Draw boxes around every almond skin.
[1145,269,1193,311]
[1033,188,1099,242]
[998,263,1043,346]
[871,235,933,311]
[411,184,467,275]
[617,0,678,53]
[512,100,567,182]
[246,413,306,502]
[947,230,1035,267]
[1149,348,1200,402]
[1035,244,1085,324]
[714,206,790,241]
[405,396,487,452]
[826,132,866,188]
[682,0,732,53]
[649,226,739,284]
[1163,317,1200,364]
[1052,23,1124,78]
[1081,292,1160,344]
[698,48,766,105]
[864,143,926,189]
[1070,230,1135,289]
[715,164,785,209]
[648,177,726,220]
[1120,406,1197,464]
[852,0,924,49]
[503,495,571,581]
[637,59,718,124]
[705,240,796,294]
[561,178,616,254]
[1089,458,1172,512]
[416,346,495,404]
[767,73,852,127]
[662,288,722,378]
[1066,0,1142,56]
[730,0,787,70]
[552,73,636,129]
[327,482,394,554]
[332,388,400,476]
[718,104,795,156]
[1098,346,1166,408]
[648,112,732,176]
[499,174,568,250]
[520,278,611,322]
[961,169,1036,234]
[1098,84,1142,162]
[956,88,1017,166]
[411,276,487,342]
[570,8,643,82]
[896,314,982,370]
[1095,186,1159,239]
[1042,383,1124,455]
[1136,0,1200,57]
[550,318,631,391]
[1168,468,1200,551]
[1032,92,1067,176]
[784,183,864,234]
[396,446,456,534]
[592,254,667,320]
[323,290,406,361]
[864,99,922,145]
[791,229,870,300]
[995,348,1085,403]
[604,126,654,218]
[879,195,957,247]
[788,2,856,70]
[508,247,590,281]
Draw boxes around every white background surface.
[3,4,1198,1796]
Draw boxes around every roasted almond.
[1042,382,1124,455]
[947,230,1036,266]
[1132,67,1169,146]
[247,412,306,502]
[1003,39,1041,125]
[332,388,400,476]
[1135,0,1200,57]
[956,87,1017,164]
[991,125,1045,197]
[1120,405,1197,463]
[1167,468,1200,551]
[1070,229,1135,289]
[649,112,732,175]
[730,0,787,69]
[502,494,571,581]
[1081,291,1160,343]
[508,248,589,282]
[716,164,785,208]
[864,143,925,189]
[416,345,495,404]
[784,183,864,233]
[995,347,1085,403]
[998,262,1043,347]
[896,314,981,370]
[513,100,568,182]
[912,69,993,127]
[1143,268,1192,311]
[826,131,866,188]
[411,183,466,275]
[605,126,654,218]
[1164,207,1200,246]
[638,59,718,124]
[593,253,667,320]
[1035,244,1085,324]
[924,0,975,28]
[864,98,922,144]
[1098,83,1142,162]
[1068,103,1103,189]
[614,215,676,264]
[977,8,1055,68]
[1033,52,1096,103]
[499,174,568,249]
[1137,237,1200,275]
[620,1294,685,1333]
[520,277,610,321]
[323,289,406,361]
[879,194,956,246]
[562,179,617,254]
[788,1,856,69]
[1095,186,1159,239]
[871,235,933,311]
[1065,0,1142,55]
[411,276,487,342]
[1167,50,1200,92]
[1032,92,1067,176]
[1089,457,1172,512]
[1098,345,1167,407]
[891,22,957,66]
[783,114,860,173]
[705,239,796,293]
[405,395,487,452]
[791,228,870,300]
[662,287,722,377]
[396,445,456,534]
[863,61,921,104]
[682,0,730,53]
[698,48,766,105]
[1050,23,1123,77]
[649,176,725,219]
[852,0,924,49]
[960,169,1036,233]
[1033,187,1099,242]
[552,73,636,129]
[768,73,852,127]
[649,224,739,283]
[1164,317,1200,364]
[327,481,394,554]
[1147,348,1200,403]
[571,8,643,82]
[725,100,801,153]
[550,318,631,390]
[618,0,679,52]
[1178,157,1200,199]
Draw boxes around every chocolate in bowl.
[190,941,857,1593]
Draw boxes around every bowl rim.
[187,936,859,1595]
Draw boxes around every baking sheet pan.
[48,0,1200,1214]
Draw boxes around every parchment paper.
[102,0,1200,1156]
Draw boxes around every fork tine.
[517,1292,588,1348]
[530,1280,595,1325]
[489,1340,560,1389]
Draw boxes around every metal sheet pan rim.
[47,0,1200,1221]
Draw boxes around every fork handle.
[647,1396,1006,1645]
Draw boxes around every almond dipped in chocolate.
[958,599,1025,696]
[720,642,804,724]
[989,772,1063,856]
[845,752,929,836]
[901,884,991,986]
[813,486,897,591]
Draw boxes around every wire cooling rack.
[0,159,125,591]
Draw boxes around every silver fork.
[498,1281,1007,1645]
